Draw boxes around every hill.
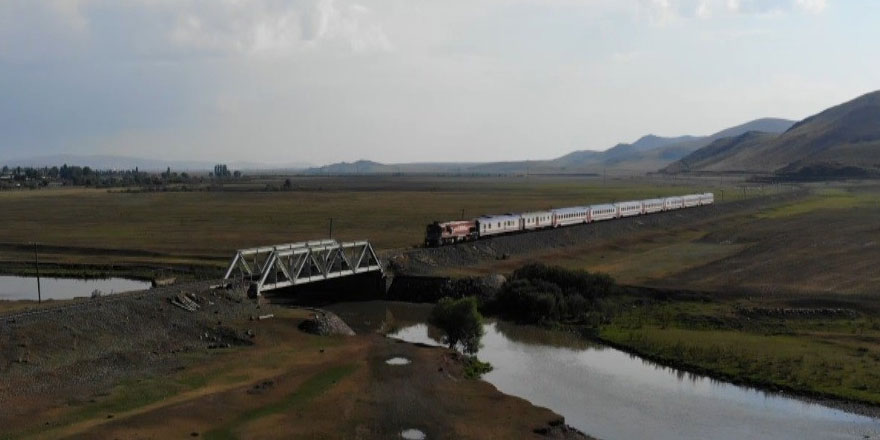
[663,91,880,176]
[307,118,794,176]
[468,117,793,174]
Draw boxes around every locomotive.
[424,192,714,247]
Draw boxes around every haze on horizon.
[1,0,878,167]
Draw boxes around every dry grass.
[0,176,760,275]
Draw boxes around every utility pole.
[460,208,465,220]
[328,218,333,239]
[33,242,41,303]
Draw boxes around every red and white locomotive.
[425,192,713,247]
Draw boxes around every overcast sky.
[1,0,877,165]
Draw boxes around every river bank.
[376,303,880,440]
[379,267,880,418]
[0,282,590,439]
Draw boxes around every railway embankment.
[382,190,807,277]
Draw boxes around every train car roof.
[551,206,588,214]
[477,214,521,222]
[589,203,617,210]
[613,200,642,206]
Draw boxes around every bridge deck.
[223,239,382,295]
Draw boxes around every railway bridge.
[223,239,383,296]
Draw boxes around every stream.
[326,301,880,440]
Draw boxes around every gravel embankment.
[0,280,268,412]
[382,191,807,276]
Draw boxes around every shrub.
[429,296,484,355]
[462,356,493,379]
[487,263,616,324]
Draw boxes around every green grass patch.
[203,364,357,440]
[462,356,494,379]
[757,188,879,219]
[600,298,880,405]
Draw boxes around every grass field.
[0,175,766,278]
[599,295,880,404]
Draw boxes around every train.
[424,192,714,247]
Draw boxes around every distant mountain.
[662,132,779,173]
[307,118,796,176]
[2,154,311,171]
[663,91,880,175]
[631,134,699,152]
[307,160,393,174]
[468,117,794,174]
[304,160,484,175]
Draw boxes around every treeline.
[0,163,242,189]
[427,264,618,372]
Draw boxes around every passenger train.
[425,192,714,247]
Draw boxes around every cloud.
[0,0,391,63]
[167,0,392,56]
[638,0,828,22]
[795,0,827,14]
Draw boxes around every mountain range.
[6,90,878,179]
[664,90,880,177]
[304,118,795,175]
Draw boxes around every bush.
[462,356,493,379]
[511,263,615,300]
[429,297,484,355]
[486,263,616,324]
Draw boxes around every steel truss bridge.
[223,239,383,295]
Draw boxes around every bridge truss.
[223,239,383,295]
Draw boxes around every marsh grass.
[600,299,880,404]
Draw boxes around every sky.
[1,0,878,166]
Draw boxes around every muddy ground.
[0,283,591,440]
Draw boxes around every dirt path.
[1,284,591,440]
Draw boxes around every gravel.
[383,191,807,276]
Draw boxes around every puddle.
[386,357,411,365]
[400,428,426,439]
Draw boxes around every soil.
[0,282,592,439]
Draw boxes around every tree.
[429,297,484,355]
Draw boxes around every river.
[326,301,880,440]
[0,275,152,301]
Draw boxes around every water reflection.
[0,275,151,301]
[384,311,880,440]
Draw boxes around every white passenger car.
[520,210,554,230]
[664,196,683,210]
[700,192,715,205]
[590,204,618,222]
[642,198,665,214]
[682,194,702,208]
[477,214,521,236]
[615,200,643,217]
[552,206,589,227]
